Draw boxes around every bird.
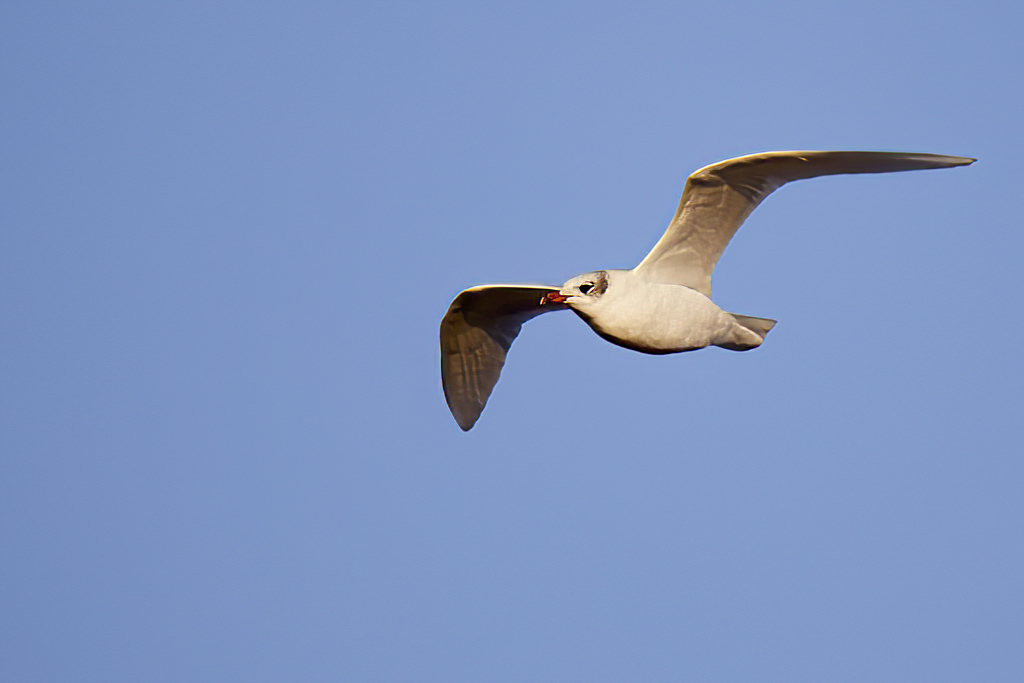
[440,150,975,430]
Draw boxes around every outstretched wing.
[440,285,566,431]
[633,151,975,297]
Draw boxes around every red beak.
[540,291,569,305]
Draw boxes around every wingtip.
[446,395,481,431]
[445,398,480,431]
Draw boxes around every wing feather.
[440,285,566,430]
[633,151,975,297]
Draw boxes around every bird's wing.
[633,151,975,297]
[440,285,566,431]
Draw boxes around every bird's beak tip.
[540,292,569,305]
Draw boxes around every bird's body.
[564,270,766,354]
[440,150,975,430]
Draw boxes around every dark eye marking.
[579,282,594,295]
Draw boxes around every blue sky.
[2,2,1022,681]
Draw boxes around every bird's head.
[540,270,610,309]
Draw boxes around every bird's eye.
[578,283,593,295]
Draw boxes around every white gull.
[440,150,975,430]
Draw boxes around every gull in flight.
[440,150,974,430]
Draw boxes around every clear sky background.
[2,2,1022,681]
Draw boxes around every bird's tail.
[732,313,776,338]
[715,313,777,351]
